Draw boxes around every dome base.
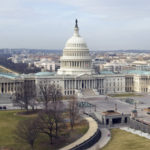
[57,68,95,75]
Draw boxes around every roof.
[144,107,150,112]
[122,70,150,75]
[100,71,114,75]
[102,110,121,116]
[0,73,19,79]
[35,72,56,76]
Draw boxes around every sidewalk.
[60,116,98,150]
[88,128,111,150]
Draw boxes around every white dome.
[64,36,88,50]
[67,36,85,44]
[57,19,95,75]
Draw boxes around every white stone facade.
[57,19,94,75]
[2,20,150,98]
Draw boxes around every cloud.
[0,0,150,50]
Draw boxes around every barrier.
[60,113,101,150]
[71,129,101,150]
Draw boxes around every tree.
[69,97,79,130]
[13,84,36,111]
[15,119,39,150]
[48,101,65,137]
[29,98,38,111]
[49,84,62,102]
[39,83,62,110]
[36,101,66,143]
[37,110,55,144]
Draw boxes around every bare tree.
[13,83,36,111]
[15,119,39,150]
[13,86,30,110]
[29,98,38,111]
[39,83,62,110]
[48,101,65,137]
[37,110,55,144]
[49,84,62,102]
[12,87,24,109]
[69,97,79,130]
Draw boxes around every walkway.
[87,128,111,150]
[60,116,98,150]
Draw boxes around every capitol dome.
[57,19,95,75]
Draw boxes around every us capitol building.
[1,20,150,100]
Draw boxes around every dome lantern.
[74,19,80,37]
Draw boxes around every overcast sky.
[1,0,150,50]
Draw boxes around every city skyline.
[1,0,150,50]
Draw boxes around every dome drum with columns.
[57,19,95,75]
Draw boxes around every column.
[79,80,80,89]
[3,83,5,93]
[0,83,1,94]
[6,83,8,93]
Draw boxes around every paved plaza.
[1,94,150,123]
[81,95,150,123]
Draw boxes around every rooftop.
[123,70,150,75]
[35,72,56,76]
[102,110,121,116]
[0,73,19,79]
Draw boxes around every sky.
[1,0,150,50]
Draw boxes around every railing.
[71,129,101,150]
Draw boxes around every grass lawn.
[0,110,88,150]
[108,93,143,97]
[102,129,150,150]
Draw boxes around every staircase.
[81,89,99,97]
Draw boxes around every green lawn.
[0,110,88,150]
[108,93,142,97]
[102,129,150,150]
[0,110,36,150]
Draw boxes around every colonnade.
[64,79,96,90]
[61,61,91,68]
[0,82,23,94]
[64,78,104,95]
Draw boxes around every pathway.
[60,116,98,150]
[87,128,111,150]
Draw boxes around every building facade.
[2,20,150,100]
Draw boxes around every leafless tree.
[69,97,79,130]
[13,84,36,111]
[49,84,62,102]
[37,110,55,144]
[15,119,39,150]
[48,101,66,137]
[39,83,62,110]
[13,86,30,110]
[29,98,38,111]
